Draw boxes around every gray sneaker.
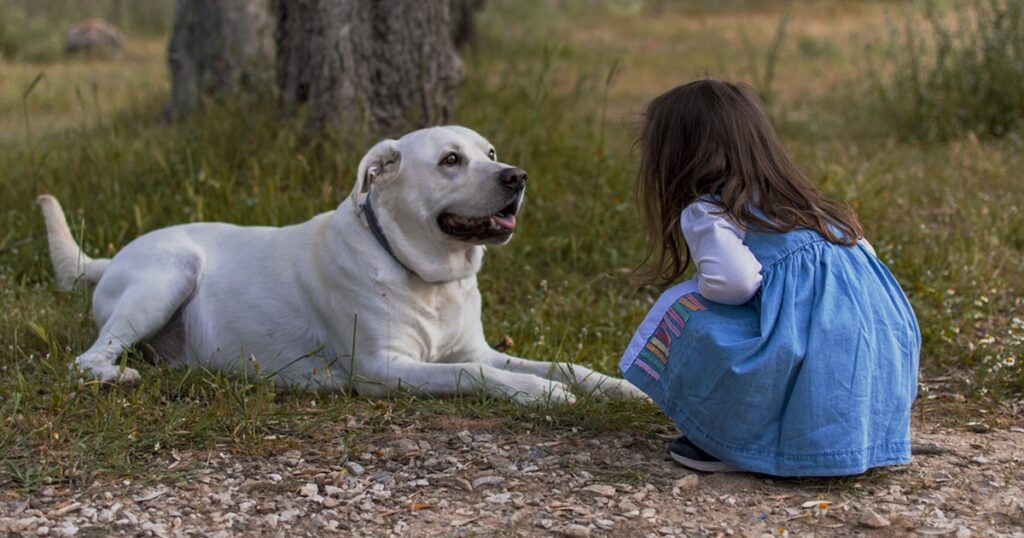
[668,436,738,473]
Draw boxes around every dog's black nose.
[499,167,528,191]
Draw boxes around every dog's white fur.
[39,126,644,404]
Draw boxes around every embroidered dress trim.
[622,289,705,381]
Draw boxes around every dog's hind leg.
[75,257,199,383]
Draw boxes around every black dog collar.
[361,195,412,274]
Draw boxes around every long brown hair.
[632,79,863,288]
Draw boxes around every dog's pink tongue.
[492,214,517,230]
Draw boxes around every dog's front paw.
[510,380,577,406]
[590,379,651,402]
[115,367,141,384]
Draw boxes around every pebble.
[471,475,505,489]
[559,523,591,537]
[860,508,891,529]
[299,483,319,498]
[580,484,616,497]
[387,438,419,457]
[674,474,699,490]
[345,461,366,475]
[619,499,640,512]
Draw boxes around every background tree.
[450,0,485,48]
[166,0,275,117]
[275,0,463,135]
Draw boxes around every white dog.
[39,126,644,404]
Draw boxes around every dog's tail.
[37,194,110,291]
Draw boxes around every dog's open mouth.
[438,201,519,243]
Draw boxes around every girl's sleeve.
[680,202,763,305]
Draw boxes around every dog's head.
[349,126,527,281]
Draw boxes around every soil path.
[2,418,1022,537]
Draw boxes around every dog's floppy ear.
[351,139,401,214]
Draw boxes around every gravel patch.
[2,421,1022,537]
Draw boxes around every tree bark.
[166,0,275,117]
[450,0,485,47]
[275,0,464,136]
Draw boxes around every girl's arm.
[680,202,762,305]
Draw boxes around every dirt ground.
[2,413,1022,538]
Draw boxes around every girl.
[619,79,920,476]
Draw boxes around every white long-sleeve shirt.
[680,202,763,305]
[680,201,876,306]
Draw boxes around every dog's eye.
[440,152,460,166]
[487,149,496,161]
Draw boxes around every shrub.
[0,3,62,62]
[870,0,1024,140]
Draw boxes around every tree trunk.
[275,0,464,136]
[450,0,485,48]
[166,0,275,117]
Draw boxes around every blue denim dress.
[619,227,920,476]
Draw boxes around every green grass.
[868,0,1024,140]
[1,0,1022,488]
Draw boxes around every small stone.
[457,430,474,444]
[368,471,392,483]
[674,474,699,490]
[472,475,504,489]
[299,483,319,497]
[955,527,971,538]
[323,497,341,508]
[344,461,365,476]
[580,484,616,497]
[559,524,591,538]
[618,499,639,512]
[474,433,494,443]
[324,485,344,496]
[55,521,78,537]
[488,456,513,470]
[595,519,614,530]
[641,507,656,518]
[486,492,512,504]
[570,452,592,463]
[860,508,891,529]
[36,527,50,536]
[387,438,419,457]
